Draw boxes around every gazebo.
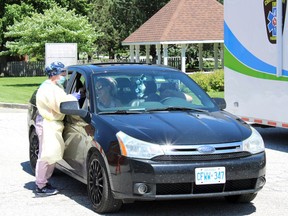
[122,0,224,72]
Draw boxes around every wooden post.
[129,45,135,62]
[199,43,203,70]
[135,45,140,63]
[181,44,187,72]
[163,44,168,66]
[156,44,161,65]
[214,43,218,69]
[145,45,150,63]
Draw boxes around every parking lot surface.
[0,107,287,216]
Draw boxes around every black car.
[28,63,266,213]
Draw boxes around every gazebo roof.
[122,0,224,46]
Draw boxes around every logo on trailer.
[263,0,287,44]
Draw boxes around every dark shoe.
[45,183,55,189]
[35,185,59,196]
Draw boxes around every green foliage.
[190,72,212,92]
[89,0,169,58]
[209,69,224,91]
[0,0,224,60]
[1,1,40,48]
[189,69,224,92]
[0,2,35,47]
[89,0,118,58]
[3,5,99,60]
[2,3,35,27]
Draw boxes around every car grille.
[152,141,251,161]
[156,179,257,195]
[152,152,251,161]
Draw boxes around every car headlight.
[242,127,265,154]
[116,131,164,159]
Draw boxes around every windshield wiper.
[147,107,208,112]
[99,110,143,115]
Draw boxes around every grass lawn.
[207,91,224,98]
[0,77,224,104]
[0,76,46,104]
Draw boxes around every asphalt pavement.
[0,105,287,216]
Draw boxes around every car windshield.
[92,68,218,113]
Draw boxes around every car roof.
[67,63,180,76]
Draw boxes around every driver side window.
[71,72,89,110]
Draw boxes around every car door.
[60,70,92,179]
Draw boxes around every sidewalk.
[0,102,28,109]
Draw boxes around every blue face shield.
[57,75,66,86]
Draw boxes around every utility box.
[45,43,77,67]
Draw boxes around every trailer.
[224,0,288,128]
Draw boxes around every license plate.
[195,167,226,185]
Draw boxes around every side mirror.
[213,97,226,110]
[60,101,91,123]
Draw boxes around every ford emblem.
[197,146,216,154]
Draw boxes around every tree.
[0,0,91,53]
[0,2,34,49]
[2,5,99,60]
[1,0,224,60]
[88,0,170,59]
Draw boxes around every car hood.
[99,111,251,145]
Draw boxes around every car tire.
[29,128,39,174]
[87,151,122,213]
[225,193,257,203]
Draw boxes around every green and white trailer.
[224,0,288,128]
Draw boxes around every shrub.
[189,72,212,92]
[189,69,224,92]
[209,70,224,91]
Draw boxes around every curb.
[0,102,28,109]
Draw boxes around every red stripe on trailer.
[254,119,263,124]
[242,117,249,122]
[240,116,288,128]
[267,121,277,126]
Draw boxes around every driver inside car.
[96,77,122,109]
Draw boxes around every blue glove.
[72,92,81,100]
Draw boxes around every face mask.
[57,75,66,86]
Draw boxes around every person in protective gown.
[35,62,79,196]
